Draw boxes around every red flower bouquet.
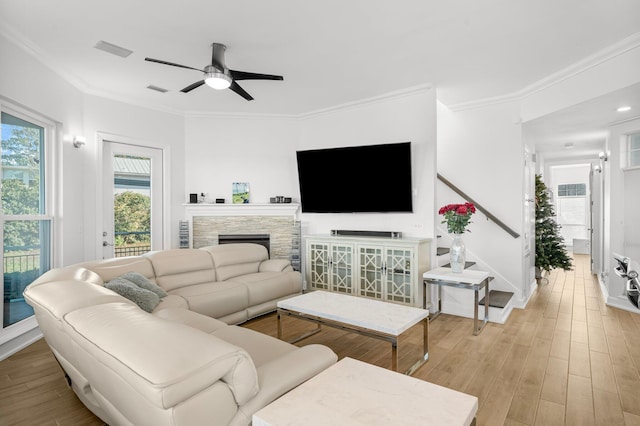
[438,202,476,234]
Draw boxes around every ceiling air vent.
[94,40,133,58]
[147,85,168,93]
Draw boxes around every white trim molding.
[448,32,640,112]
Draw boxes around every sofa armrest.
[259,259,293,273]
[234,344,337,424]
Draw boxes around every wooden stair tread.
[436,247,450,256]
[478,290,513,308]
[441,261,476,269]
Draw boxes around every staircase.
[433,235,515,324]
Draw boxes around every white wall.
[184,115,298,204]
[297,89,437,239]
[437,100,524,296]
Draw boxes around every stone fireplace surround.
[184,203,300,265]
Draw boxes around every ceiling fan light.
[205,72,232,90]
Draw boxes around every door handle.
[102,241,113,247]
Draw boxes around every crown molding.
[447,31,640,112]
[0,19,91,93]
[298,84,434,120]
[184,111,298,120]
[184,84,434,120]
[82,87,187,117]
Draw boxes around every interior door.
[523,147,536,293]
[590,166,603,275]
[102,141,163,259]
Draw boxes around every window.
[1,107,54,330]
[629,132,640,168]
[556,182,588,244]
[557,183,586,197]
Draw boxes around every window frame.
[0,99,58,349]
[628,131,640,169]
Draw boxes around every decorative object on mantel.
[270,196,293,204]
[232,182,250,204]
[438,202,476,273]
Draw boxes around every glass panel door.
[102,141,163,259]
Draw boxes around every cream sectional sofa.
[24,243,337,426]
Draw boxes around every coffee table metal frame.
[277,307,429,376]
[423,268,493,336]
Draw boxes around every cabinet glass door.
[309,242,330,290]
[385,248,413,304]
[331,244,353,294]
[359,245,383,299]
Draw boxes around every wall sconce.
[72,136,86,148]
[64,134,86,148]
[598,151,608,161]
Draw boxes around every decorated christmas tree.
[535,174,573,273]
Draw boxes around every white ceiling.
[2,0,640,155]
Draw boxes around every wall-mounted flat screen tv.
[296,142,413,213]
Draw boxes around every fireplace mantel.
[184,203,299,218]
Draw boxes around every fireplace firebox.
[218,234,270,256]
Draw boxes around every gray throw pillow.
[105,277,160,313]
[120,272,168,298]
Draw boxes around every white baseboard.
[0,327,43,361]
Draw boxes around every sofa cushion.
[201,244,268,281]
[154,308,228,334]
[120,272,168,298]
[169,282,248,319]
[145,249,216,291]
[153,294,189,312]
[227,271,302,306]
[64,303,260,408]
[105,278,160,313]
[211,325,295,367]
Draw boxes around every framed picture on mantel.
[232,182,250,204]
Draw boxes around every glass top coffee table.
[276,291,429,375]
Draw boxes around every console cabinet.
[305,235,431,307]
[307,240,355,294]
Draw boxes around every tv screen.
[296,142,413,213]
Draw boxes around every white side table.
[423,267,493,335]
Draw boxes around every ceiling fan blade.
[145,58,204,72]
[181,80,206,93]
[230,70,284,81]
[229,81,254,101]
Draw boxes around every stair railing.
[438,173,520,239]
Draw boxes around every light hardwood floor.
[1,254,639,425]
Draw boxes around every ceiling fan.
[145,43,283,101]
